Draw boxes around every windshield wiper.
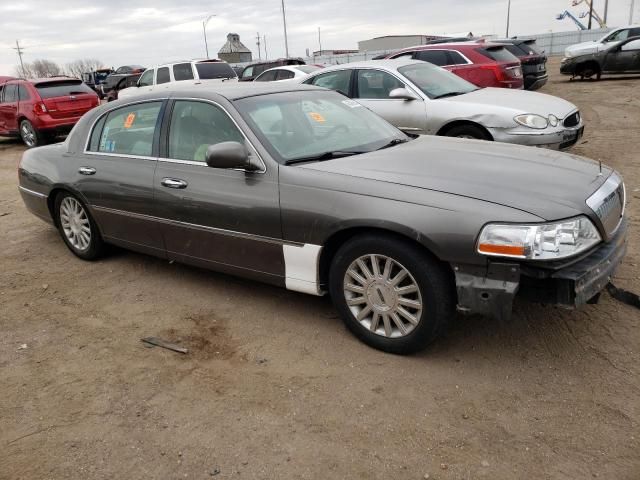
[284,150,363,165]
[376,138,409,150]
[433,91,468,99]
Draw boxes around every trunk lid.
[35,80,98,119]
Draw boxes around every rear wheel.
[55,192,105,260]
[20,119,45,148]
[329,234,455,354]
[443,124,491,141]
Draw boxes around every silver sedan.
[300,60,584,149]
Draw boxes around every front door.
[352,69,427,135]
[136,69,155,95]
[75,100,165,255]
[153,99,283,284]
[603,39,640,73]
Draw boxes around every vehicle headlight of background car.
[513,113,559,129]
[477,216,602,260]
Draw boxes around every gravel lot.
[1,58,639,480]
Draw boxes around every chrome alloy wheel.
[20,122,37,147]
[59,197,91,251]
[343,254,423,338]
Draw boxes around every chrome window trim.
[92,205,300,246]
[166,97,267,174]
[83,98,168,156]
[18,186,47,198]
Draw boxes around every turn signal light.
[477,244,526,257]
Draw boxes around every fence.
[304,28,612,66]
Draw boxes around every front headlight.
[477,216,601,260]
[514,114,549,129]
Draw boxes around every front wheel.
[20,120,45,148]
[329,234,455,354]
[443,124,490,140]
[55,192,105,260]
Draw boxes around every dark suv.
[238,58,306,82]
[493,39,548,90]
[0,77,99,147]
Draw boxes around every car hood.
[301,136,610,221]
[444,87,578,118]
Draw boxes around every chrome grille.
[563,111,581,128]
[586,173,625,239]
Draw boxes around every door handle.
[161,178,188,189]
[78,166,96,175]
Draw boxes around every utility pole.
[256,32,262,60]
[264,35,268,60]
[13,40,26,77]
[603,0,609,25]
[318,27,322,55]
[631,0,636,24]
[281,0,290,58]
[588,0,594,29]
[506,0,512,38]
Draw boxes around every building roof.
[218,33,251,54]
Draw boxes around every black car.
[81,68,114,99]
[238,58,305,82]
[18,84,626,354]
[493,39,548,90]
[102,65,145,95]
[561,36,640,80]
[104,73,141,102]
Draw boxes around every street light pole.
[202,14,216,59]
[281,0,290,58]
[631,0,636,24]
[588,0,594,29]
[506,0,512,38]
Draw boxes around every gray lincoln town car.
[18,84,627,354]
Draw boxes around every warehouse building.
[358,33,473,52]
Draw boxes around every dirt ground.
[1,58,639,480]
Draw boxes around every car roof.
[314,59,425,72]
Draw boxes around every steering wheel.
[318,124,350,140]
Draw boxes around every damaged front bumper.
[488,123,585,150]
[453,220,628,320]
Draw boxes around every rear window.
[519,41,542,55]
[502,44,524,57]
[35,81,94,99]
[173,63,194,81]
[477,46,520,63]
[195,62,237,79]
[297,65,320,74]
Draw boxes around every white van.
[118,60,238,99]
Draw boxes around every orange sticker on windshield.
[124,113,136,129]
[308,112,326,123]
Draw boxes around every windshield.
[235,91,407,164]
[196,62,237,79]
[398,63,477,99]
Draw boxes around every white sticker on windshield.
[342,99,362,108]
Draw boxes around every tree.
[14,59,62,78]
[65,58,105,79]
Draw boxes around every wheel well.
[436,120,493,141]
[46,188,68,225]
[318,227,452,288]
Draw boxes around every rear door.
[77,100,166,255]
[153,99,283,281]
[602,39,640,73]
[353,68,427,134]
[0,83,18,133]
[34,80,97,120]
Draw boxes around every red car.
[0,77,99,147]
[385,41,524,89]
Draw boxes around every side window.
[256,70,277,82]
[3,84,17,103]
[621,39,640,51]
[173,63,194,81]
[608,29,629,42]
[277,70,295,80]
[156,67,170,84]
[309,70,352,96]
[631,28,640,37]
[0,85,3,102]
[138,69,154,87]
[241,66,254,79]
[18,85,30,101]
[168,100,244,162]
[355,70,405,99]
[447,51,468,65]
[94,101,162,156]
[253,65,267,76]
[391,52,415,60]
[415,50,449,66]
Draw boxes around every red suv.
[385,42,524,89]
[0,77,99,147]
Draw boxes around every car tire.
[19,119,46,148]
[329,234,455,354]
[55,192,105,260]
[443,124,490,141]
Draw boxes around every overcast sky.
[1,0,638,75]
